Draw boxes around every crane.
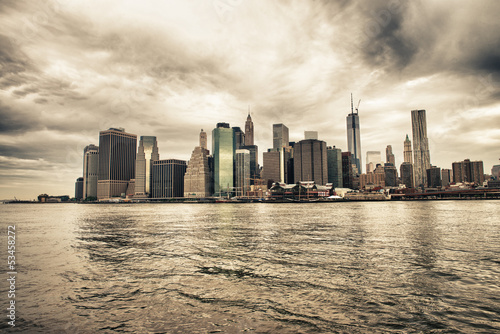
[355,99,361,114]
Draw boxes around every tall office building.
[262,151,281,184]
[273,124,289,150]
[75,177,84,200]
[244,112,254,146]
[135,136,159,198]
[342,152,354,189]
[235,149,251,196]
[452,159,484,185]
[386,145,395,166]
[304,131,318,140]
[403,134,413,164]
[83,144,99,199]
[492,165,500,179]
[327,146,343,188]
[152,159,187,198]
[347,94,362,174]
[400,162,414,188]
[411,109,431,188]
[441,168,451,187]
[97,128,137,199]
[427,166,442,188]
[293,139,328,185]
[233,127,245,149]
[184,130,213,198]
[384,163,398,187]
[213,123,235,196]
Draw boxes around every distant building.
[83,144,99,199]
[97,128,137,199]
[427,166,442,188]
[75,177,84,200]
[273,124,289,150]
[304,131,318,140]
[403,134,413,164]
[342,152,354,189]
[184,129,213,198]
[386,145,395,166]
[359,172,385,189]
[491,165,500,179]
[244,113,254,146]
[294,139,328,185]
[411,109,431,188]
[233,127,245,149]
[213,123,235,196]
[400,162,414,188]
[235,149,251,196]
[366,151,382,173]
[135,136,159,198]
[452,159,484,185]
[441,168,451,187]
[152,159,187,198]
[240,144,259,183]
[262,151,280,184]
[327,146,343,188]
[384,163,398,187]
[347,94,362,173]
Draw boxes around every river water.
[0,202,499,333]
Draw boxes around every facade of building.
[75,177,84,200]
[244,113,254,146]
[233,127,245,149]
[347,96,362,174]
[452,159,484,185]
[152,159,187,198]
[262,151,281,184]
[342,152,354,189]
[427,166,442,188]
[235,149,251,196]
[441,168,451,187]
[327,146,343,188]
[403,134,413,164]
[135,136,159,198]
[359,172,385,189]
[384,163,398,187]
[492,165,500,179]
[386,145,395,166]
[97,128,137,199]
[400,162,414,188]
[83,144,99,199]
[411,109,431,188]
[273,124,289,150]
[212,123,235,196]
[293,139,328,185]
[184,130,213,198]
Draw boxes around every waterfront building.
[75,177,83,200]
[213,123,235,196]
[411,109,431,188]
[304,131,318,140]
[347,94,362,173]
[244,113,254,146]
[492,165,500,179]
[403,134,413,164]
[83,144,99,199]
[233,127,245,149]
[366,151,381,173]
[135,136,159,198]
[152,159,187,198]
[441,169,451,187]
[359,172,385,189]
[427,166,442,188]
[452,159,484,185]
[327,146,343,188]
[97,128,137,199]
[400,162,414,188]
[384,163,398,187]
[386,145,395,166]
[273,124,289,150]
[235,149,251,196]
[184,129,213,198]
[342,152,354,189]
[293,139,328,185]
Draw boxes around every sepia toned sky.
[1,0,500,199]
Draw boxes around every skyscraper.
[342,152,354,189]
[235,149,250,196]
[97,128,137,199]
[135,136,159,198]
[441,169,451,187]
[400,162,414,188]
[262,151,281,184]
[83,144,99,199]
[244,112,254,146]
[294,139,328,185]
[233,127,245,149]
[152,159,187,198]
[304,131,318,140]
[273,124,289,150]
[386,145,395,166]
[403,134,413,164]
[452,159,484,185]
[411,109,431,188]
[427,166,442,188]
[347,94,362,174]
[327,146,343,188]
[213,123,235,196]
[75,177,84,200]
[184,130,213,198]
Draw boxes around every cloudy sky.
[1,0,499,199]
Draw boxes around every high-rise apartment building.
[97,128,137,199]
[244,113,254,146]
[403,134,413,164]
[427,166,442,188]
[294,139,328,185]
[213,123,235,196]
[235,149,250,196]
[327,146,343,188]
[273,124,289,150]
[347,94,362,174]
[184,130,213,198]
[135,136,159,198]
[83,144,99,199]
[441,168,451,187]
[411,109,431,188]
[151,159,187,198]
[452,159,484,185]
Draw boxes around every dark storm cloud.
[0,102,41,133]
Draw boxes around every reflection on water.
[1,202,499,333]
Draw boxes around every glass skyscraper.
[235,149,250,196]
[411,109,431,188]
[83,144,99,199]
[347,95,362,174]
[273,124,289,150]
[135,136,159,198]
[151,159,187,198]
[212,123,235,196]
[327,146,343,188]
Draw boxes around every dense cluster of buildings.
[74,100,499,201]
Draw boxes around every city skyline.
[1,0,500,199]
